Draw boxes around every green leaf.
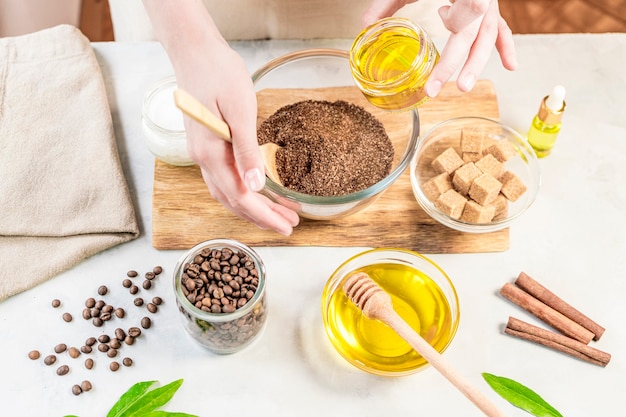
[112,379,185,417]
[107,380,157,417]
[482,373,564,417]
[142,412,198,417]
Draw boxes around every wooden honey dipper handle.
[343,272,505,417]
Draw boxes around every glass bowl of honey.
[321,248,459,376]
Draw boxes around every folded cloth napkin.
[0,25,139,301]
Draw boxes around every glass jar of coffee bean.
[173,239,268,354]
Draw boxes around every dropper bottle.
[528,85,567,158]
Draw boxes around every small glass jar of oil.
[349,17,440,111]
[321,248,459,376]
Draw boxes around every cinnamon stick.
[499,282,595,344]
[505,317,611,367]
[515,271,606,341]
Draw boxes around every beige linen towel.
[0,25,139,301]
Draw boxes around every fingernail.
[244,168,265,192]
[425,80,442,98]
[459,73,476,91]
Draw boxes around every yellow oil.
[350,18,439,111]
[528,116,562,158]
[324,263,455,375]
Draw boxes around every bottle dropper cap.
[538,85,566,125]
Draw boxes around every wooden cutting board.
[152,79,508,253]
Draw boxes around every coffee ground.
[257,100,394,196]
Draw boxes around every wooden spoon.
[172,88,282,184]
[343,272,506,417]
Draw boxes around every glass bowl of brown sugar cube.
[410,117,541,233]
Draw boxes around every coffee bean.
[91,308,101,318]
[85,337,96,346]
[44,355,56,366]
[122,357,133,367]
[85,297,96,308]
[68,347,80,358]
[115,307,125,319]
[98,335,110,343]
[102,304,114,314]
[147,303,158,314]
[81,380,92,392]
[97,343,109,353]
[100,312,112,321]
[62,312,73,322]
[56,365,70,376]
[124,336,135,345]
[141,317,151,329]
[129,285,139,295]
[51,299,61,308]
[142,280,152,290]
[107,348,118,358]
[145,271,156,280]
[134,297,144,307]
[92,317,103,327]
[122,278,132,288]
[153,266,163,275]
[152,296,163,305]
[95,300,106,309]
[84,358,94,370]
[72,384,82,396]
[28,350,40,360]
[98,285,108,296]
[82,308,91,320]
[109,361,120,372]
[128,327,141,338]
[80,345,92,354]
[127,270,138,278]
[114,328,126,340]
[109,338,121,349]
[54,343,67,354]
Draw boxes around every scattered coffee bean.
[91,308,101,318]
[62,312,73,322]
[54,343,67,354]
[97,343,109,353]
[98,335,110,344]
[81,380,92,392]
[98,285,108,296]
[124,335,135,345]
[115,307,125,319]
[92,317,103,327]
[122,357,133,367]
[127,270,138,278]
[110,338,121,349]
[85,297,96,308]
[56,365,70,376]
[82,308,92,320]
[146,303,158,314]
[152,296,163,306]
[142,280,152,290]
[28,350,40,360]
[129,285,139,295]
[80,345,92,354]
[122,278,132,288]
[107,348,118,358]
[102,304,114,314]
[84,358,94,370]
[145,271,156,280]
[68,347,80,359]
[72,384,82,396]
[51,299,61,308]
[109,361,120,372]
[85,337,96,346]
[100,312,112,321]
[114,328,126,340]
[141,317,151,329]
[44,355,57,366]
[153,266,163,275]
[128,327,141,338]
[133,297,144,307]
[95,300,106,310]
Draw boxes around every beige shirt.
[108,0,448,41]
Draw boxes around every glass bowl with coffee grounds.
[252,48,420,220]
[321,248,460,376]
[172,239,267,354]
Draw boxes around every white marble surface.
[1,34,625,416]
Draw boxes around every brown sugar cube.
[435,189,468,219]
[469,173,502,205]
[422,172,452,202]
[452,162,482,195]
[431,147,464,174]
[475,154,505,179]
[483,140,517,162]
[462,152,483,163]
[500,171,528,202]
[492,193,509,216]
[460,128,484,153]
[460,200,496,223]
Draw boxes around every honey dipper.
[343,272,505,417]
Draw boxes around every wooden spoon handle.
[376,308,505,417]
[173,88,232,142]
